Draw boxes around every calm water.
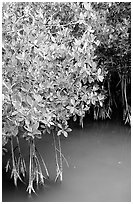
[2,120,131,202]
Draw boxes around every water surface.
[2,120,131,202]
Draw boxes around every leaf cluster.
[2,2,106,143]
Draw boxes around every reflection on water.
[2,120,131,202]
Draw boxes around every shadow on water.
[2,119,131,202]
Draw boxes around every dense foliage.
[92,2,131,122]
[2,2,131,194]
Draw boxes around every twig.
[35,146,49,178]
[27,138,36,195]
[58,135,63,181]
[55,147,69,168]
[10,136,23,186]
[16,136,21,156]
[34,155,45,185]
[52,130,59,177]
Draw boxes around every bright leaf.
[26,95,33,106]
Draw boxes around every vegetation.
[2,2,131,194]
[92,2,131,123]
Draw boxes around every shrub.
[2,2,130,194]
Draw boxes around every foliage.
[2,2,106,140]
[92,2,131,123]
[2,2,130,193]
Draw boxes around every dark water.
[2,120,131,202]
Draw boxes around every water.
[2,120,131,202]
